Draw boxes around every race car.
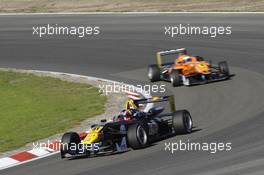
[147,48,230,86]
[60,95,193,159]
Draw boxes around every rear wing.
[134,95,176,113]
[156,48,186,67]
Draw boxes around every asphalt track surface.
[1,14,264,175]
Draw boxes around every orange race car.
[147,48,230,86]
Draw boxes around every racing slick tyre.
[172,110,193,134]
[218,61,230,77]
[127,123,148,149]
[170,70,181,87]
[60,132,81,158]
[148,64,160,82]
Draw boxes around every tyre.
[172,110,193,134]
[60,132,81,158]
[218,61,230,76]
[170,70,181,87]
[148,64,160,82]
[127,123,148,149]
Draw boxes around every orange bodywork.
[170,54,211,76]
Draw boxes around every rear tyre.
[170,70,181,87]
[60,132,81,158]
[148,64,160,82]
[218,61,230,76]
[172,110,193,134]
[127,124,148,149]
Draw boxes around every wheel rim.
[170,76,174,83]
[137,126,147,145]
[184,112,193,132]
[183,78,190,86]
[148,69,152,79]
[220,66,225,74]
[220,64,229,75]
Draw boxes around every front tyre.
[127,124,148,149]
[60,132,81,158]
[218,61,230,77]
[170,70,181,87]
[172,110,193,134]
[148,64,161,82]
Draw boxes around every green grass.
[0,71,106,152]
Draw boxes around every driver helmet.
[114,109,133,121]
[183,56,191,63]
[125,99,139,110]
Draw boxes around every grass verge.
[0,70,106,152]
